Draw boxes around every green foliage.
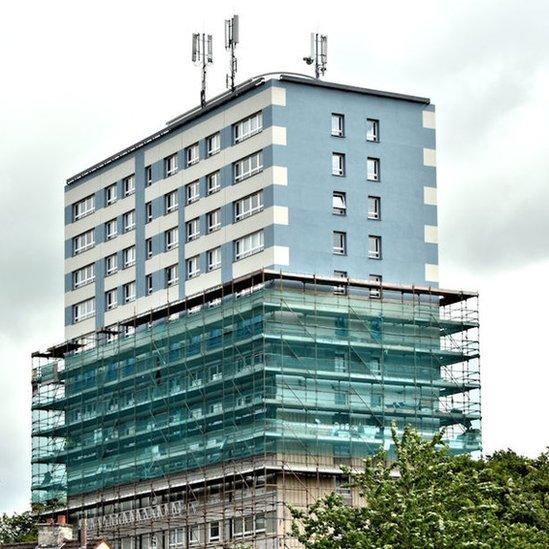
[291,425,549,548]
[0,510,39,543]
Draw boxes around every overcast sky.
[1,0,548,512]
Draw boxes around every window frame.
[105,253,118,275]
[367,157,380,181]
[206,171,221,194]
[164,153,178,178]
[331,113,345,137]
[146,274,153,295]
[206,209,221,233]
[123,281,136,303]
[165,190,179,214]
[73,195,95,221]
[146,238,153,259]
[145,165,153,186]
[166,264,179,287]
[206,132,221,156]
[145,201,153,224]
[233,151,263,183]
[123,175,135,197]
[234,190,264,222]
[105,183,118,206]
[369,274,382,298]
[367,118,380,142]
[234,230,264,261]
[186,143,200,166]
[185,218,200,242]
[332,153,345,176]
[165,227,179,251]
[73,298,96,323]
[186,256,200,279]
[185,180,200,204]
[233,111,263,143]
[332,191,347,216]
[333,231,347,255]
[123,246,136,268]
[368,235,382,259]
[123,210,135,232]
[105,219,118,240]
[73,229,95,255]
[207,247,221,271]
[73,264,95,289]
[367,195,381,220]
[105,289,118,311]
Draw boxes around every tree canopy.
[291,426,549,548]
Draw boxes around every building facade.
[63,75,438,343]
[32,75,479,548]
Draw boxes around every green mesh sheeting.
[31,280,480,504]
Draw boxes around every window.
[186,143,199,166]
[169,529,184,547]
[185,180,200,204]
[165,153,178,177]
[105,253,117,275]
[234,151,263,182]
[123,175,135,196]
[166,264,179,287]
[123,281,136,303]
[368,235,382,259]
[145,165,153,186]
[234,190,263,221]
[187,524,199,545]
[207,171,220,194]
[332,153,345,176]
[234,111,263,143]
[165,190,178,214]
[165,227,179,250]
[332,192,346,215]
[105,289,117,311]
[207,247,221,271]
[232,513,265,537]
[123,246,136,268]
[333,231,347,255]
[141,202,151,225]
[335,351,349,373]
[367,118,379,142]
[123,210,135,232]
[146,274,153,295]
[368,196,381,220]
[186,218,200,242]
[73,195,95,220]
[73,298,95,323]
[73,230,95,255]
[333,270,348,295]
[105,219,117,240]
[186,256,200,279]
[206,209,221,233]
[105,183,117,205]
[146,237,153,259]
[331,113,345,137]
[73,264,95,289]
[206,133,220,156]
[234,230,264,260]
[369,274,382,299]
[209,521,220,542]
[367,157,380,181]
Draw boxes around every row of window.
[332,153,380,180]
[331,113,379,142]
[72,230,265,318]
[72,152,264,256]
[333,231,382,259]
[71,112,263,223]
[333,192,380,219]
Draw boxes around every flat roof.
[66,73,431,187]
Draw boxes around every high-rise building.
[32,75,481,548]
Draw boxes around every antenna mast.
[225,15,239,91]
[303,33,328,79]
[192,32,213,107]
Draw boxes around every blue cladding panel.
[270,81,438,286]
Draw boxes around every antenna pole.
[225,15,239,91]
[304,33,328,79]
[192,32,213,107]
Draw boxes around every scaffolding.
[31,270,481,548]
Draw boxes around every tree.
[291,426,549,548]
[0,511,39,544]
